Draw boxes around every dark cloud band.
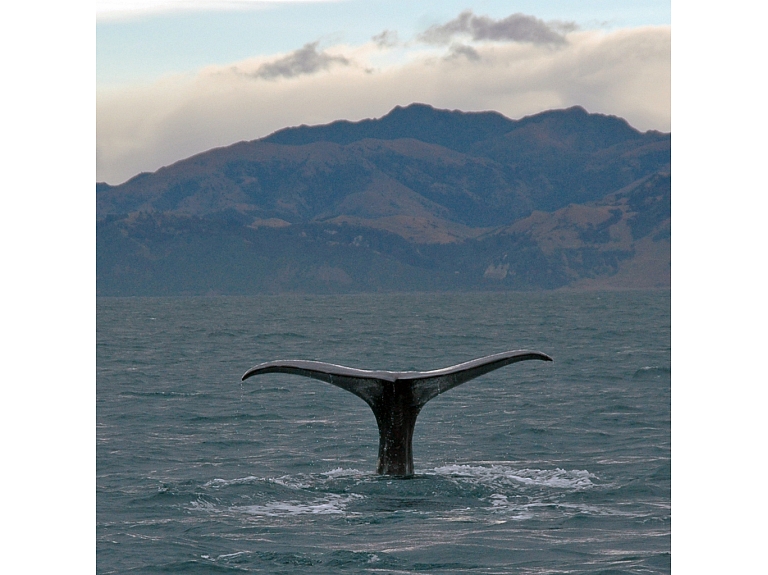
[447,43,481,61]
[372,30,398,48]
[253,42,349,80]
[421,10,570,45]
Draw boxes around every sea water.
[97,291,670,573]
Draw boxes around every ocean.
[97,291,670,573]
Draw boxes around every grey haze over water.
[97,291,670,573]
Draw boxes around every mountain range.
[97,104,670,295]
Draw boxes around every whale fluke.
[242,350,552,476]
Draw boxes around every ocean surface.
[97,291,670,574]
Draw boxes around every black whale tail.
[242,350,553,476]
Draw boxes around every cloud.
[420,10,570,45]
[372,30,398,48]
[97,26,670,184]
[97,0,339,21]
[446,43,480,61]
[248,42,349,80]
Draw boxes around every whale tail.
[242,350,552,476]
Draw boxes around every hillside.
[97,104,670,295]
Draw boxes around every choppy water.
[97,291,670,574]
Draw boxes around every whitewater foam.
[238,493,364,517]
[430,465,597,490]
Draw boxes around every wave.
[429,465,597,490]
[203,468,367,491]
[190,465,601,524]
[202,465,595,494]
[237,493,364,517]
[484,494,636,519]
[633,366,671,379]
[118,390,207,398]
[199,550,386,570]
[189,491,364,517]
[203,476,262,488]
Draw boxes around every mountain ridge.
[97,103,670,295]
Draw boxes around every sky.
[96,0,671,184]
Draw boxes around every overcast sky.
[97,0,671,184]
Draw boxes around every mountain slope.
[96,104,670,295]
